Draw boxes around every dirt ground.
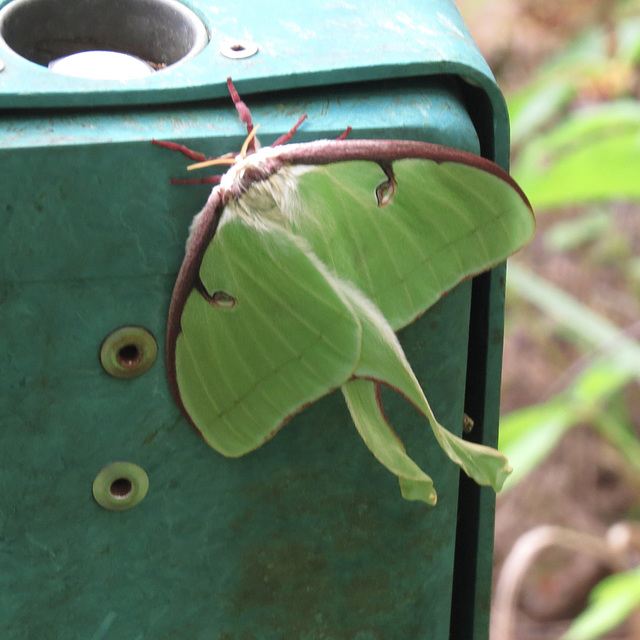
[454,1,640,638]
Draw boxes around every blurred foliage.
[561,568,640,640]
[515,101,640,208]
[495,8,640,638]
[509,16,640,151]
[502,11,640,489]
[501,264,640,489]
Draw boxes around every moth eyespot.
[375,179,396,207]
[212,291,237,308]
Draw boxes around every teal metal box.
[0,1,511,638]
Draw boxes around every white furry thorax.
[216,146,314,232]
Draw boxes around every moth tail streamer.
[335,277,512,501]
[342,379,437,505]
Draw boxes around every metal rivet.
[219,40,258,59]
[100,326,157,379]
[93,462,149,511]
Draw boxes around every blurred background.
[455,1,640,638]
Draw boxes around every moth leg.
[226,77,256,153]
[271,114,308,147]
[152,139,228,184]
[169,176,223,186]
[335,126,352,141]
[151,139,208,162]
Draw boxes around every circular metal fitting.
[93,462,149,511]
[219,39,258,60]
[100,326,157,379]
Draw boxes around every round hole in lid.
[0,0,208,73]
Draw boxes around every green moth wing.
[276,144,533,330]
[165,137,534,505]
[175,214,360,457]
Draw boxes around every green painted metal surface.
[0,0,509,165]
[0,1,511,638]
[0,0,491,105]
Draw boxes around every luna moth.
[155,79,534,506]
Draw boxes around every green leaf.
[513,101,640,209]
[499,400,574,489]
[545,210,612,252]
[499,359,633,489]
[508,16,640,149]
[594,402,640,477]
[509,80,575,149]
[500,263,640,488]
[561,568,640,640]
[507,263,640,378]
